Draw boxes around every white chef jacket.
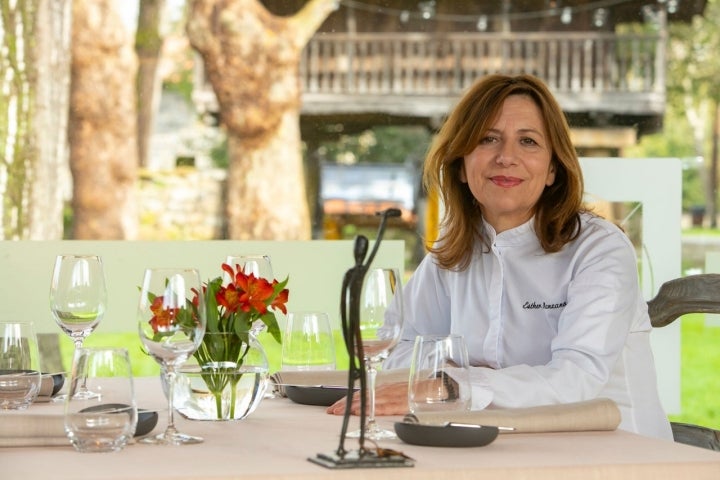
[383,213,673,440]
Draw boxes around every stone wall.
[137,167,227,240]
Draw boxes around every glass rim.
[414,333,466,341]
[142,267,201,273]
[287,311,331,317]
[75,346,130,355]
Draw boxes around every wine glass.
[281,311,336,371]
[348,267,403,440]
[224,254,273,278]
[64,347,137,453]
[137,268,206,445]
[224,254,280,399]
[408,334,472,414]
[223,255,273,335]
[49,254,107,401]
[0,322,42,410]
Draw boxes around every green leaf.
[272,276,289,295]
[233,318,250,345]
[261,311,282,344]
[204,276,223,333]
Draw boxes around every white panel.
[0,240,405,338]
[581,157,682,413]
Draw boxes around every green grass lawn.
[58,313,720,429]
[683,227,720,237]
[667,313,720,429]
[58,329,351,376]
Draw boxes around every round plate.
[394,422,499,448]
[79,403,158,437]
[285,385,354,406]
[0,369,63,396]
[48,372,64,396]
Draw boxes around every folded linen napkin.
[34,374,62,403]
[0,414,70,447]
[271,368,410,396]
[409,398,621,433]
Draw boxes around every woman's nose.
[496,142,516,165]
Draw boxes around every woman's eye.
[520,137,539,146]
[479,136,497,145]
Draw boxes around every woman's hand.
[326,382,409,416]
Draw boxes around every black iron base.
[309,450,414,469]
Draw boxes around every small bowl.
[394,421,499,448]
[79,403,158,437]
[285,385,355,407]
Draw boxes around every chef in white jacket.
[327,73,672,441]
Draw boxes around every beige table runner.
[410,398,621,433]
[0,414,70,447]
[0,375,69,446]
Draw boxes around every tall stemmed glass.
[224,254,273,335]
[349,267,403,440]
[49,254,107,401]
[137,268,206,445]
[224,254,273,281]
[224,254,279,399]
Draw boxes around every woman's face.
[460,94,556,233]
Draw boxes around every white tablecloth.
[1,377,719,480]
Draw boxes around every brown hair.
[423,74,585,270]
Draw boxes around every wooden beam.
[570,127,637,150]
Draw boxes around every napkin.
[0,414,70,447]
[271,368,410,396]
[409,398,621,433]
[34,374,62,403]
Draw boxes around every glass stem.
[367,361,378,427]
[73,337,89,392]
[164,366,178,437]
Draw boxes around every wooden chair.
[646,273,720,451]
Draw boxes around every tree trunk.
[0,0,70,240]
[69,0,138,239]
[711,101,720,228]
[135,0,166,169]
[226,111,309,239]
[186,0,338,240]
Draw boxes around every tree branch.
[288,0,339,48]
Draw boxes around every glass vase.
[163,332,269,421]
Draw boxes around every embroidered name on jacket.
[522,301,567,309]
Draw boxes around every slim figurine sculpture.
[310,208,413,469]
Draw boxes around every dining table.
[1,376,719,480]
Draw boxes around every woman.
[328,73,672,440]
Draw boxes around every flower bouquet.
[189,262,289,420]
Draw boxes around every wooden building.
[194,0,707,155]
[191,0,708,239]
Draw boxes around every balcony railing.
[299,31,665,116]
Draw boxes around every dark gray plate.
[394,422,499,448]
[46,372,64,396]
[79,403,158,437]
[0,370,64,396]
[285,385,355,406]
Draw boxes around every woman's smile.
[490,175,523,187]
